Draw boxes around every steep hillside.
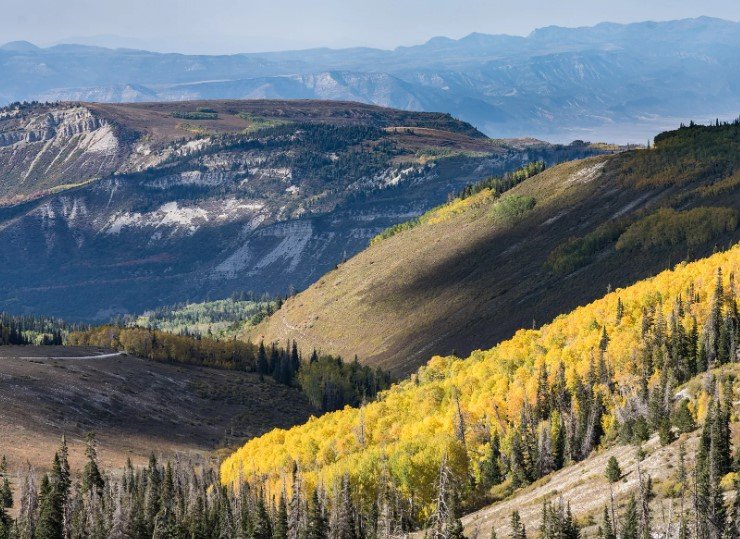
[0,345,314,473]
[0,100,598,320]
[459,418,717,538]
[223,244,740,527]
[251,122,740,375]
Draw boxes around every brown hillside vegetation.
[0,346,314,474]
[249,123,740,375]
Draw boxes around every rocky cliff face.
[0,100,603,319]
[0,105,127,203]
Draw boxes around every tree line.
[456,160,546,201]
[67,326,391,414]
[0,313,83,346]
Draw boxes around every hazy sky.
[2,0,739,54]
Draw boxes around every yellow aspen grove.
[221,244,740,518]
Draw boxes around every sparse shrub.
[491,194,536,222]
[171,110,219,120]
[720,472,738,491]
[546,221,625,274]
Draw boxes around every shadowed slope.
[250,123,740,375]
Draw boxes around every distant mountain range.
[1,17,738,142]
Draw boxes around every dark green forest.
[68,326,391,414]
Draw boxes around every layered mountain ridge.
[2,17,737,141]
[0,100,599,320]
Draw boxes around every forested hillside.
[251,121,740,375]
[0,100,599,320]
[125,293,278,340]
[223,244,740,529]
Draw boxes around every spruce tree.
[672,399,696,433]
[605,457,621,483]
[332,474,358,539]
[274,493,289,539]
[481,432,503,489]
[510,511,526,539]
[36,472,63,539]
[252,494,272,539]
[621,495,638,539]
[257,341,269,375]
[82,432,104,497]
[307,490,328,539]
[0,457,11,510]
[602,506,615,539]
[152,463,177,539]
[287,467,304,539]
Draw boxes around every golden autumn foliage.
[222,244,740,517]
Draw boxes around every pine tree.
[510,511,526,539]
[621,495,638,539]
[481,431,503,489]
[274,492,289,539]
[605,457,621,483]
[307,489,328,539]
